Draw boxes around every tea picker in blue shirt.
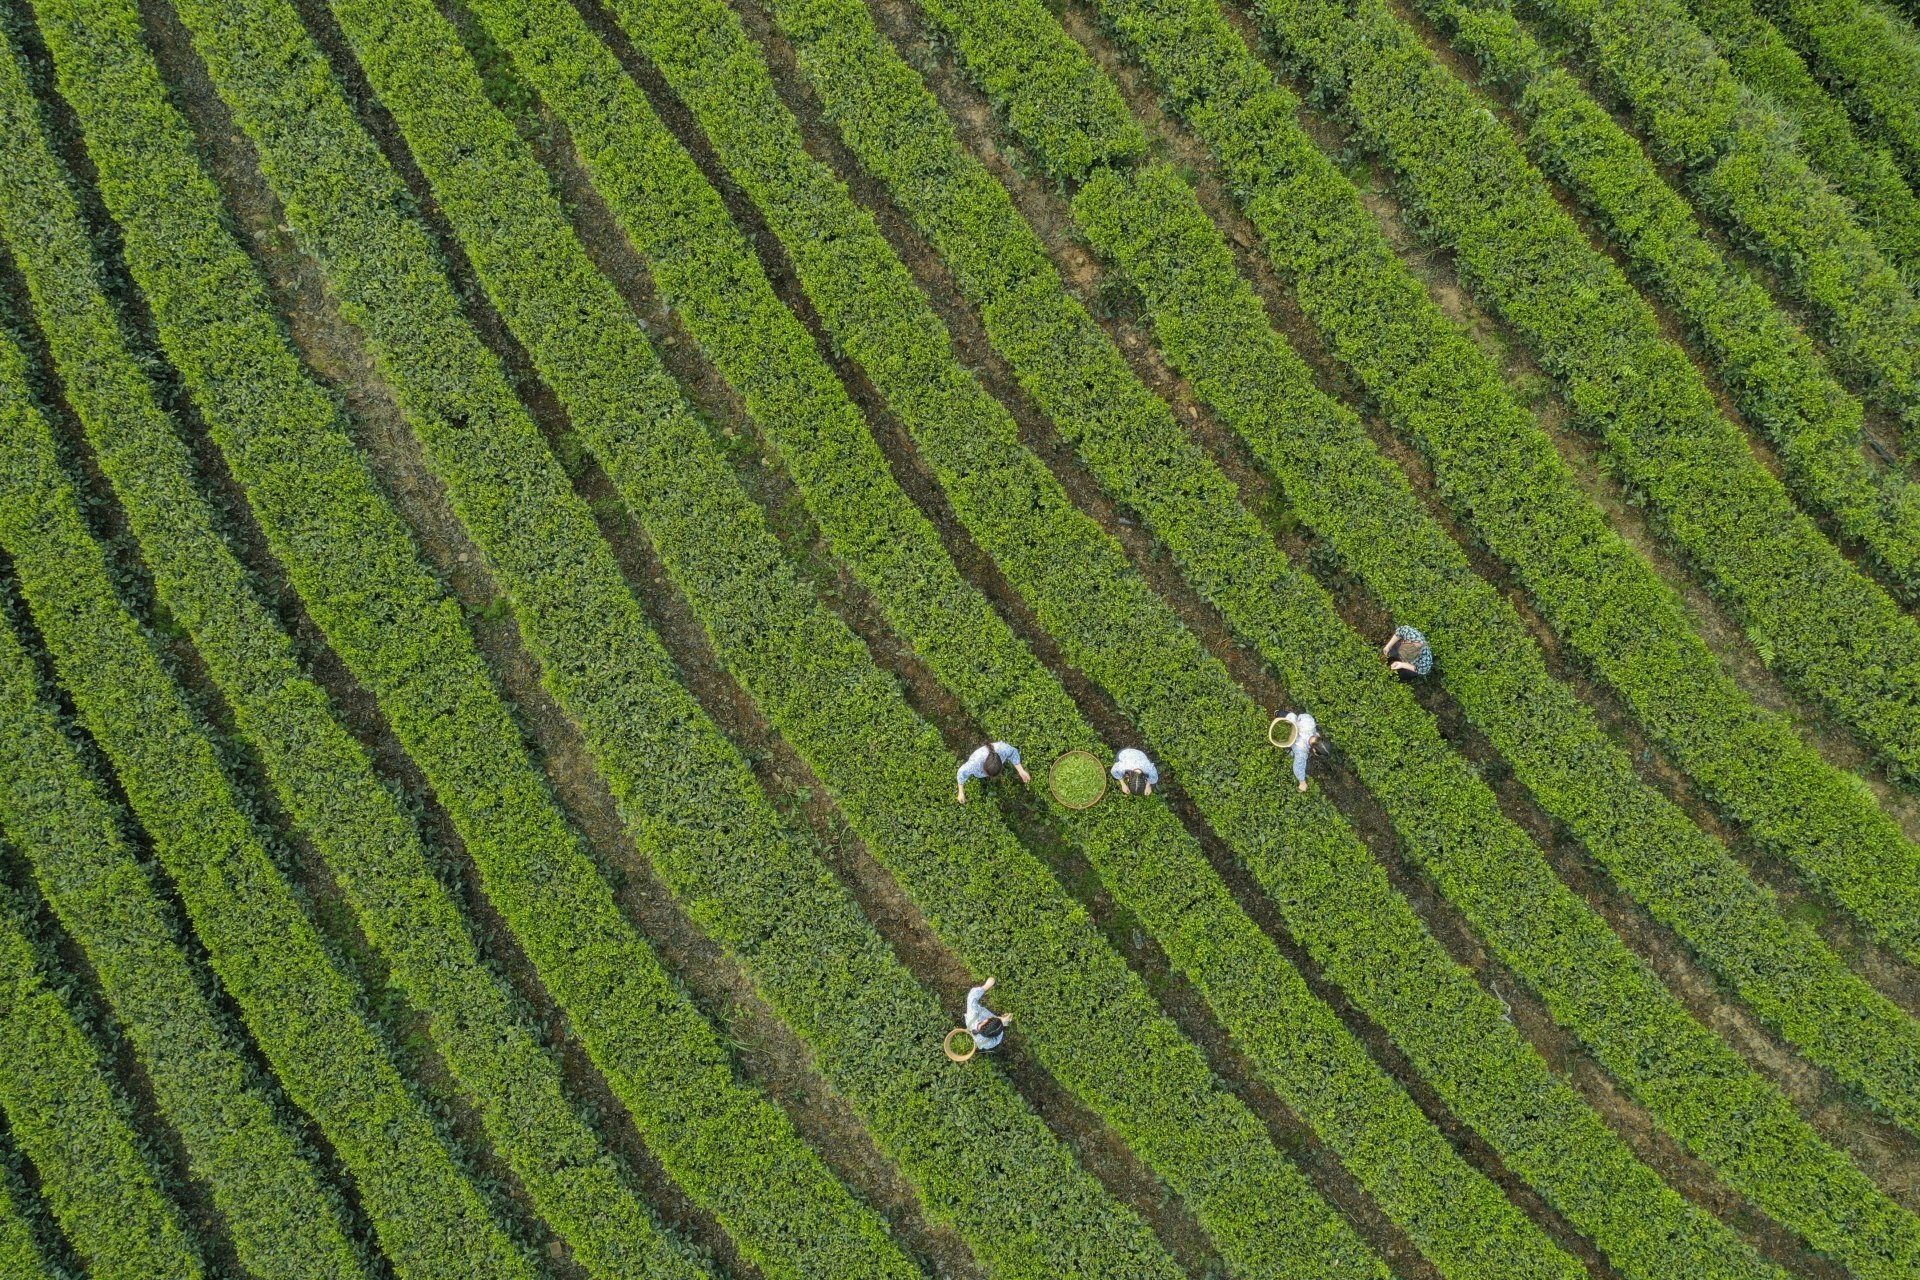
[956,741,1031,804]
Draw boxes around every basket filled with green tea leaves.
[1048,750,1108,810]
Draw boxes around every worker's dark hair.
[1122,769,1147,795]
[981,746,1004,777]
[977,1016,1005,1039]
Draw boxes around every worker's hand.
[1002,1013,1013,1026]
[982,975,995,991]
[1144,782,1154,796]
[1016,765,1032,784]
[1298,778,1309,793]
[956,787,967,804]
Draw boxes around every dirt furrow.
[181,0,1025,1271]
[0,1069,86,1279]
[99,4,803,1272]
[0,233,399,1276]
[884,0,1920,1208]
[721,0,1920,1270]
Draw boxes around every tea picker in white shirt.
[965,976,1011,1051]
[1110,747,1159,796]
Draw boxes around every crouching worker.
[966,976,1012,1052]
[1111,747,1159,797]
[1277,711,1322,792]
[1382,624,1433,678]
[956,741,1030,804]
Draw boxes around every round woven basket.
[1049,750,1109,810]
[1268,717,1299,749]
[943,1028,978,1062]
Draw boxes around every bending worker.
[1277,710,1322,792]
[1111,747,1158,796]
[957,741,1031,804]
[1382,624,1433,677]
[966,976,1011,1052]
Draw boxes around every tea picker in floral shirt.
[1382,624,1433,677]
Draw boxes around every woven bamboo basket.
[1048,749,1109,810]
